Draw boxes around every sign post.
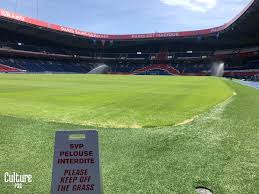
[51,130,102,194]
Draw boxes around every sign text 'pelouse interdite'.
[51,130,102,194]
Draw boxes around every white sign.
[51,130,102,194]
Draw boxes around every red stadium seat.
[0,64,24,72]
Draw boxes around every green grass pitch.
[0,74,259,194]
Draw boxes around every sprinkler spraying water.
[88,64,109,74]
[211,61,225,77]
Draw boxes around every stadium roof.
[0,0,258,50]
[0,0,258,39]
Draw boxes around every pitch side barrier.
[0,0,255,40]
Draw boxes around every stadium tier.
[0,0,259,79]
[0,63,24,72]
[0,58,92,73]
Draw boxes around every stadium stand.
[0,63,24,72]
[0,58,92,73]
[133,64,180,75]
[0,0,258,78]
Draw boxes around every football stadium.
[0,0,259,193]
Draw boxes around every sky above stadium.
[0,0,252,34]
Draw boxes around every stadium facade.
[0,0,259,79]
